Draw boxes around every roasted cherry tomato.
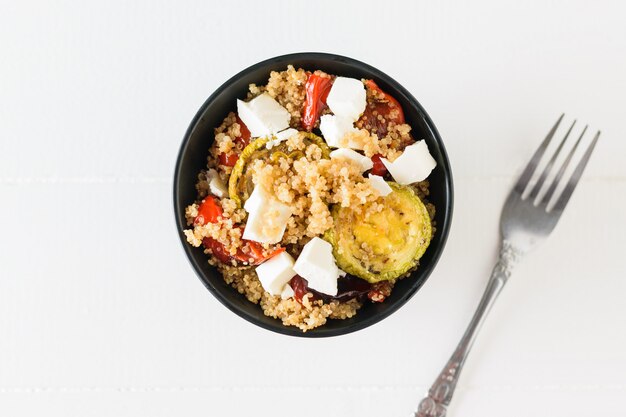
[367,281,392,303]
[202,237,232,264]
[218,117,251,166]
[363,79,405,124]
[289,275,312,303]
[203,226,285,266]
[203,237,252,265]
[288,274,376,304]
[218,152,239,167]
[195,195,285,266]
[302,72,333,131]
[194,196,223,225]
[358,79,405,137]
[243,241,285,265]
[235,115,251,148]
[370,153,388,177]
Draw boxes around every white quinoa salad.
[184,66,437,331]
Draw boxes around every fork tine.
[551,130,600,212]
[514,114,564,195]
[528,119,576,202]
[540,125,587,206]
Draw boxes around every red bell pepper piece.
[194,196,223,225]
[302,72,333,131]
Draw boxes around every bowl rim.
[173,52,454,337]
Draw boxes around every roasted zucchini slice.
[228,132,330,207]
[324,182,432,283]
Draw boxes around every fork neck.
[450,240,524,368]
[494,240,524,284]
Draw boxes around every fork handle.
[415,240,523,417]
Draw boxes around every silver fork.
[415,115,600,417]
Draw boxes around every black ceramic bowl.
[174,52,453,337]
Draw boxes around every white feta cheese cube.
[242,185,293,244]
[330,148,373,173]
[319,114,358,149]
[237,93,290,138]
[243,182,265,212]
[255,252,296,296]
[326,77,367,121]
[367,174,393,196]
[280,283,295,300]
[265,128,298,149]
[206,168,227,198]
[381,140,437,184]
[243,207,292,244]
[275,128,298,141]
[293,237,339,296]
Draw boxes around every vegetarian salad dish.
[184,66,437,331]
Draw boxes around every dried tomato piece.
[302,72,333,131]
[288,275,374,304]
[334,275,372,302]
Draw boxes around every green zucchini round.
[324,182,432,283]
[228,132,330,207]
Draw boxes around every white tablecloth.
[2,1,625,416]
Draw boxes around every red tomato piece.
[367,289,386,303]
[218,152,239,167]
[370,153,388,177]
[194,196,223,226]
[265,246,286,259]
[235,115,251,148]
[247,240,265,260]
[238,240,286,266]
[301,72,333,131]
[358,79,406,137]
[289,275,311,303]
[204,223,286,266]
[202,237,232,264]
[363,79,405,124]
[203,238,251,265]
[218,117,249,167]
